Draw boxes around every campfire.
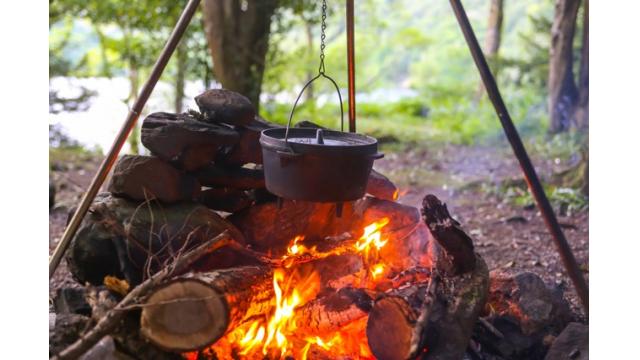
[51,89,577,360]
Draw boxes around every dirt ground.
[49,142,588,318]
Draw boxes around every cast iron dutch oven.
[260,127,383,202]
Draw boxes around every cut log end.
[140,279,229,352]
[366,296,418,360]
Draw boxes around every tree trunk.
[575,0,588,130]
[477,0,504,98]
[175,42,186,114]
[548,0,581,133]
[304,18,315,102]
[201,0,278,110]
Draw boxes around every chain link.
[318,0,327,74]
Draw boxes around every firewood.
[141,112,239,171]
[66,194,246,286]
[140,266,275,352]
[197,187,253,213]
[192,163,265,189]
[52,231,233,360]
[229,196,435,271]
[215,116,280,166]
[296,287,374,335]
[367,169,399,201]
[366,276,438,360]
[421,194,476,275]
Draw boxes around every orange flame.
[206,218,392,359]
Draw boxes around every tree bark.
[174,42,186,114]
[548,0,581,133]
[201,0,278,110]
[575,0,588,130]
[478,0,504,97]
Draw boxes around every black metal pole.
[49,0,202,278]
[448,0,588,313]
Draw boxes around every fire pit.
[51,89,577,360]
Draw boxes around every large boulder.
[195,89,255,126]
[66,194,247,286]
[141,112,239,171]
[108,155,200,204]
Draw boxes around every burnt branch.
[421,194,476,275]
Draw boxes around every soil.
[49,143,588,318]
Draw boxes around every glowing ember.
[371,263,386,279]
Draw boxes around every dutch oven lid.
[260,127,379,156]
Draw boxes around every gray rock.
[53,287,91,316]
[544,322,588,360]
[141,112,239,171]
[108,155,200,204]
[487,271,572,335]
[49,313,90,356]
[195,89,255,126]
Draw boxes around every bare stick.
[51,231,232,360]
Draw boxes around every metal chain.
[318,0,327,74]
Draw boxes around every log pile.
[51,88,577,360]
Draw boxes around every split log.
[192,163,265,190]
[52,231,233,360]
[195,89,255,126]
[141,112,239,171]
[367,169,399,201]
[197,187,253,213]
[296,287,374,335]
[108,155,200,203]
[215,116,280,166]
[140,266,274,352]
[421,194,476,275]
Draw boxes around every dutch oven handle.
[284,72,345,144]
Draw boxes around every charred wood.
[192,163,265,190]
[421,194,476,275]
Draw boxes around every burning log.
[140,266,274,352]
[296,287,374,335]
[197,187,253,213]
[367,169,399,201]
[365,194,489,360]
[192,163,265,190]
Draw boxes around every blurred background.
[49,0,588,308]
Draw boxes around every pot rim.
[260,127,378,156]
